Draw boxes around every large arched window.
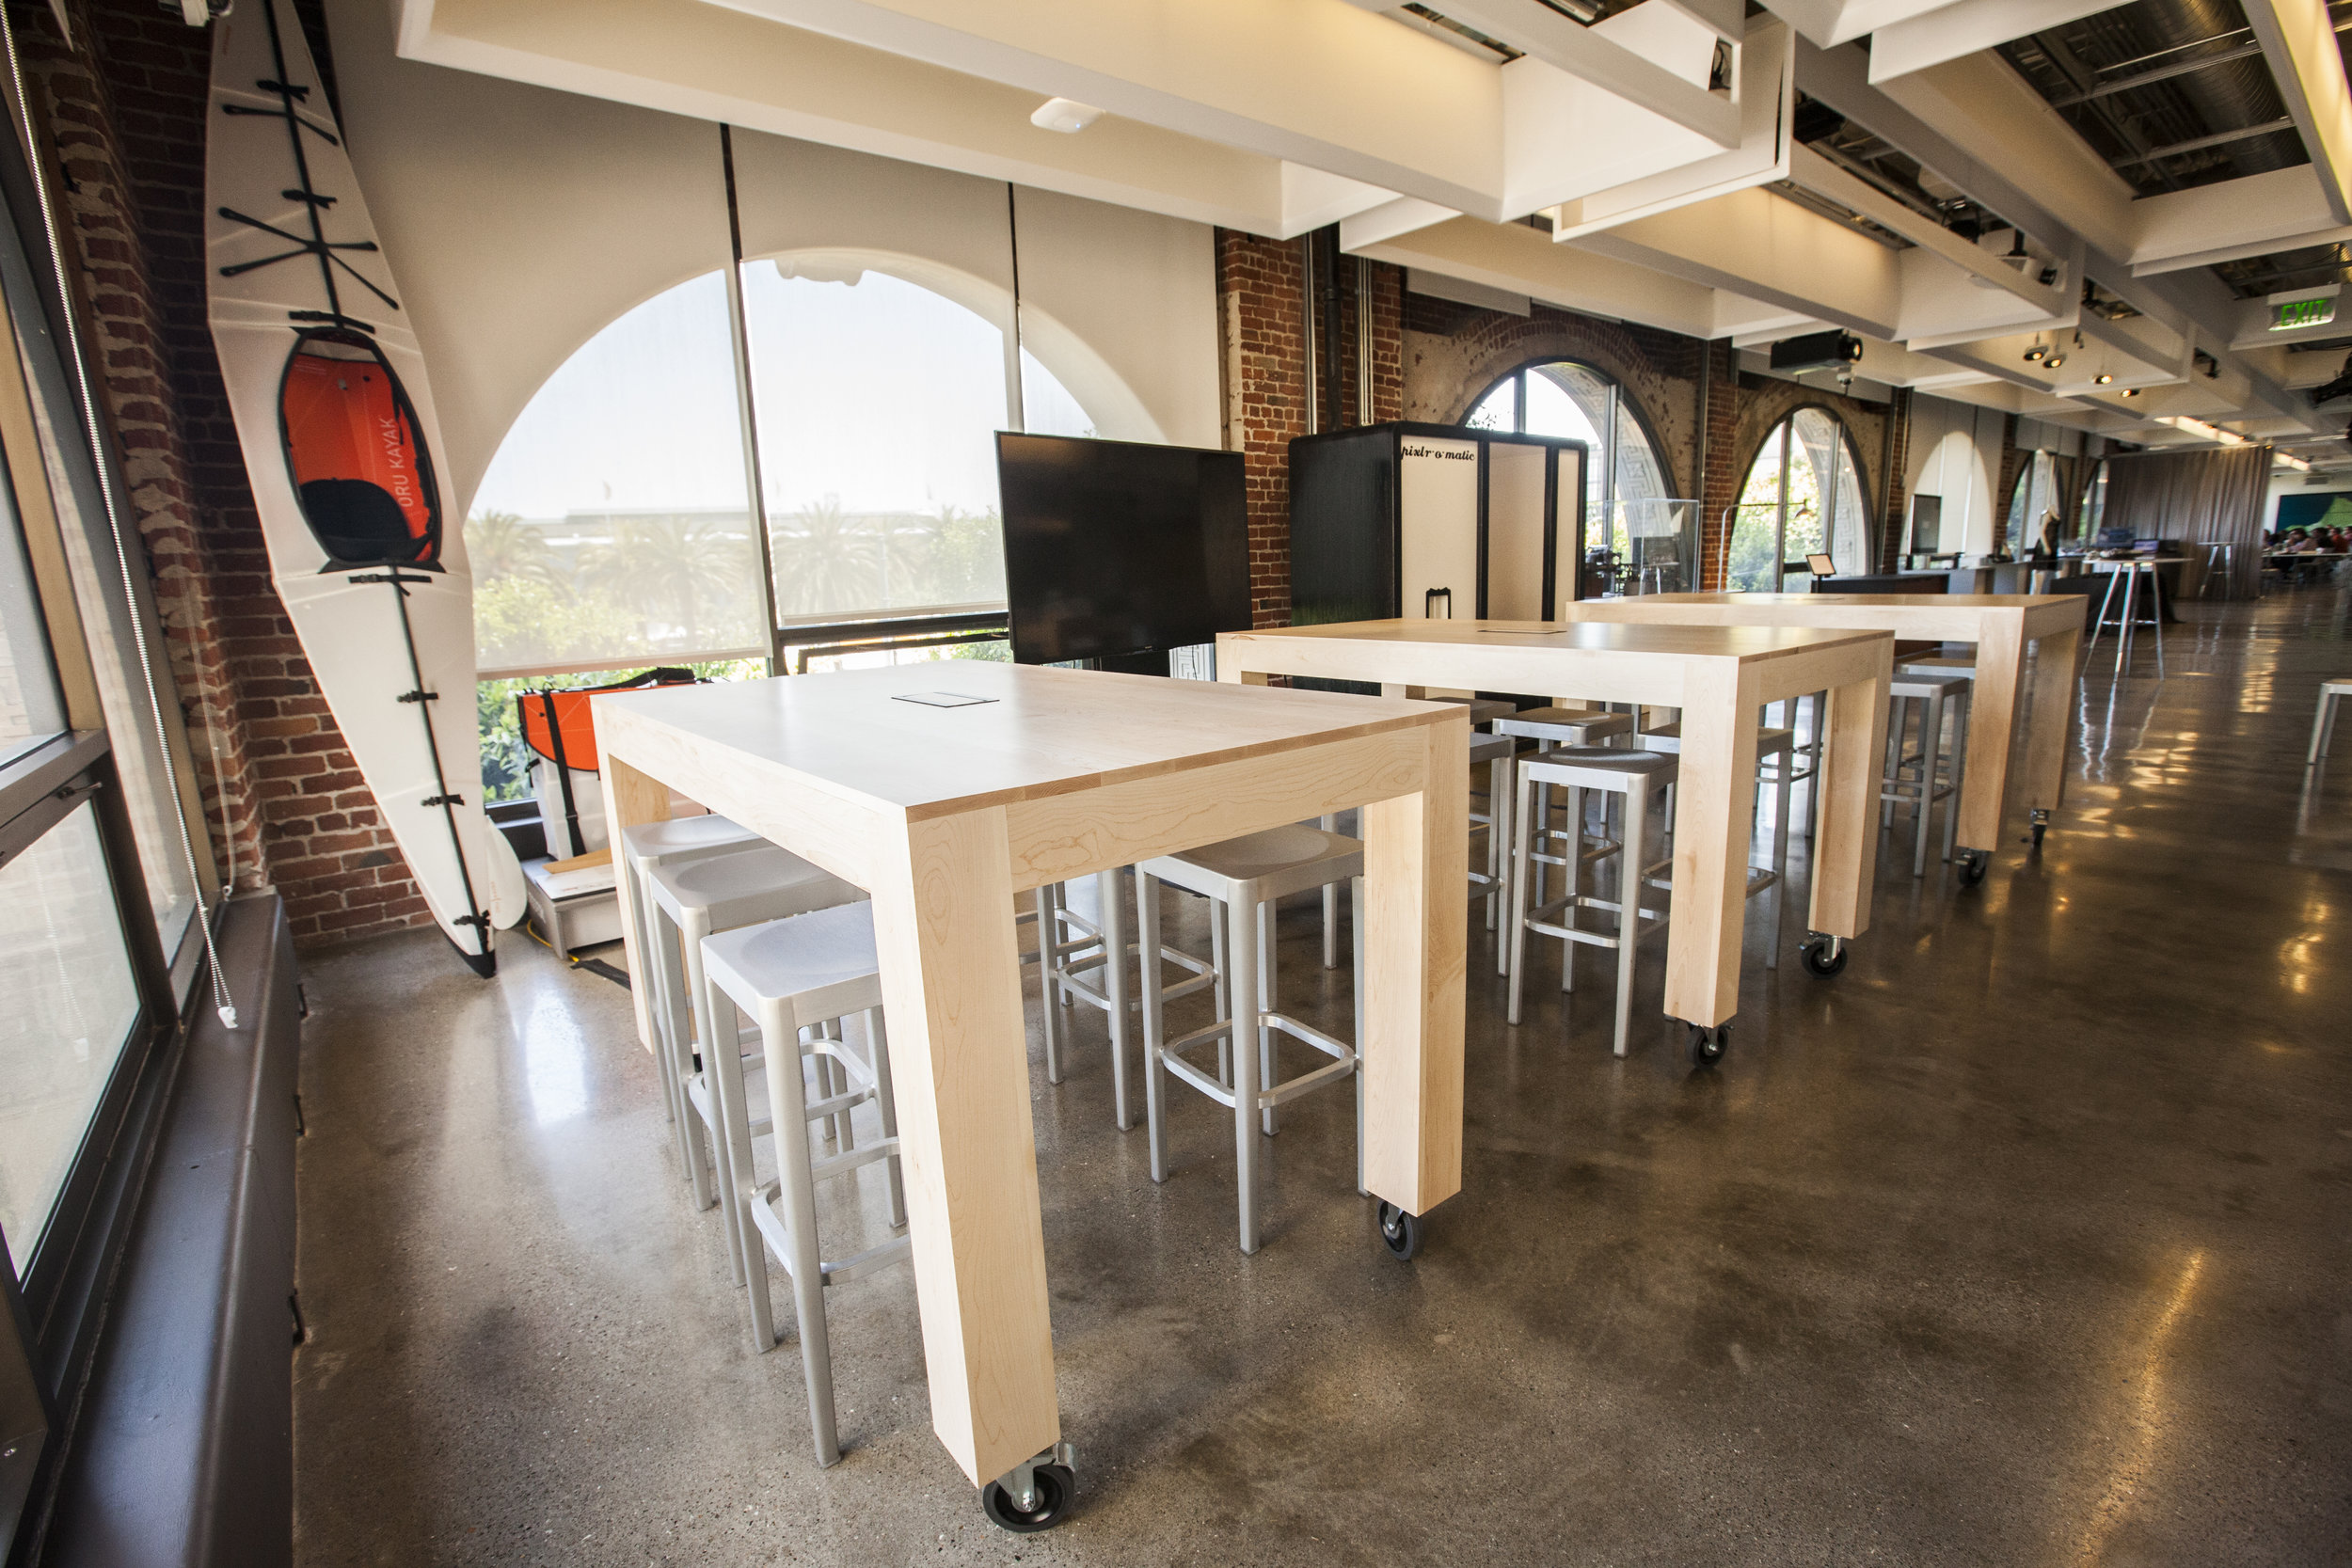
[1727,407,1871,589]
[1467,361,1686,591]
[468,261,1102,798]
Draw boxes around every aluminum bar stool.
[2312,677,2351,763]
[1037,871,1216,1129]
[1135,824,1365,1255]
[698,902,908,1466]
[1634,722,1797,968]
[1327,695,1516,966]
[647,847,864,1281]
[1882,673,1971,877]
[622,816,763,1132]
[1506,747,1677,1057]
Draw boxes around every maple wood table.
[1559,593,2085,874]
[1219,618,1892,1047]
[593,661,1466,1522]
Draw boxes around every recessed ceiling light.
[2121,388,2140,398]
[1030,97,1104,134]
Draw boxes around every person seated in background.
[2275,527,2313,553]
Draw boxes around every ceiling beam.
[1866,0,2132,85]
[2244,0,2352,226]
[1432,0,1740,147]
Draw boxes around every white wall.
[1906,393,1998,556]
[325,0,1220,516]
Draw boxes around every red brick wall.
[1216,231,1305,626]
[20,0,432,949]
[1695,339,1739,590]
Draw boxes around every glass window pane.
[0,455,64,768]
[9,320,199,956]
[1465,375,1517,432]
[742,262,1023,623]
[469,272,766,675]
[0,802,140,1275]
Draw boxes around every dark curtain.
[2100,446,2271,599]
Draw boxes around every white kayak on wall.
[204,0,523,974]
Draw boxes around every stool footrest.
[748,1195,912,1287]
[1159,1009,1357,1111]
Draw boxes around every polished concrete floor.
[293,587,2352,1566]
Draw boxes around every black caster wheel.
[2029,813,2048,850]
[1799,937,1848,978]
[1377,1201,1422,1260]
[1958,848,1990,886]
[981,1464,1074,1533]
[1688,1023,1729,1068]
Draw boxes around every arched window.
[1466,361,1685,591]
[2006,450,2060,549]
[468,261,1102,798]
[1727,407,1871,590]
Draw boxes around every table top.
[592,660,1457,822]
[1597,591,2072,611]
[1228,617,1884,663]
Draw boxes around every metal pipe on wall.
[1356,255,1372,426]
[1322,229,1343,432]
[1301,233,1318,436]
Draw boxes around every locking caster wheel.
[2029,810,2049,850]
[1799,934,1848,978]
[982,1462,1075,1533]
[1377,1201,1422,1260]
[1687,1023,1729,1069]
[1957,847,1990,886]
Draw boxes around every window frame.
[0,59,205,1561]
[1732,404,1878,584]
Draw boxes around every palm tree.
[466,510,563,588]
[771,495,882,616]
[579,514,750,644]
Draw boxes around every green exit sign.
[2271,295,2337,331]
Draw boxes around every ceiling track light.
[2044,354,2065,370]
[2024,341,2047,363]
[2094,373,2113,385]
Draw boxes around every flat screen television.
[995,433,1250,665]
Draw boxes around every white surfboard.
[205,0,524,974]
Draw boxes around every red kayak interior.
[280,331,441,569]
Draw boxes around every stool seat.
[2312,676,2352,763]
[1141,824,1363,902]
[1637,722,1796,756]
[703,902,884,1027]
[1439,696,1518,725]
[1524,746,1677,788]
[651,845,860,928]
[1495,706,1634,744]
[1891,672,1971,701]
[1469,733,1516,766]
[622,815,760,859]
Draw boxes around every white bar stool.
[1037,871,1216,1129]
[621,816,763,1132]
[1135,824,1366,1255]
[1635,722,1797,966]
[2309,676,2349,763]
[647,847,864,1281]
[1882,673,1971,877]
[1505,747,1677,1058]
[699,902,909,1466]
[1324,697,1520,969]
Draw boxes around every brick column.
[1216,230,1310,628]
[1695,339,1740,589]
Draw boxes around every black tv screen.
[995,433,1250,664]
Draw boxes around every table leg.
[1357,719,1466,1218]
[1662,661,1761,1028]
[1955,618,2024,852]
[867,806,1057,1488]
[598,752,672,1053]
[2019,625,2078,834]
[1806,658,1891,945]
